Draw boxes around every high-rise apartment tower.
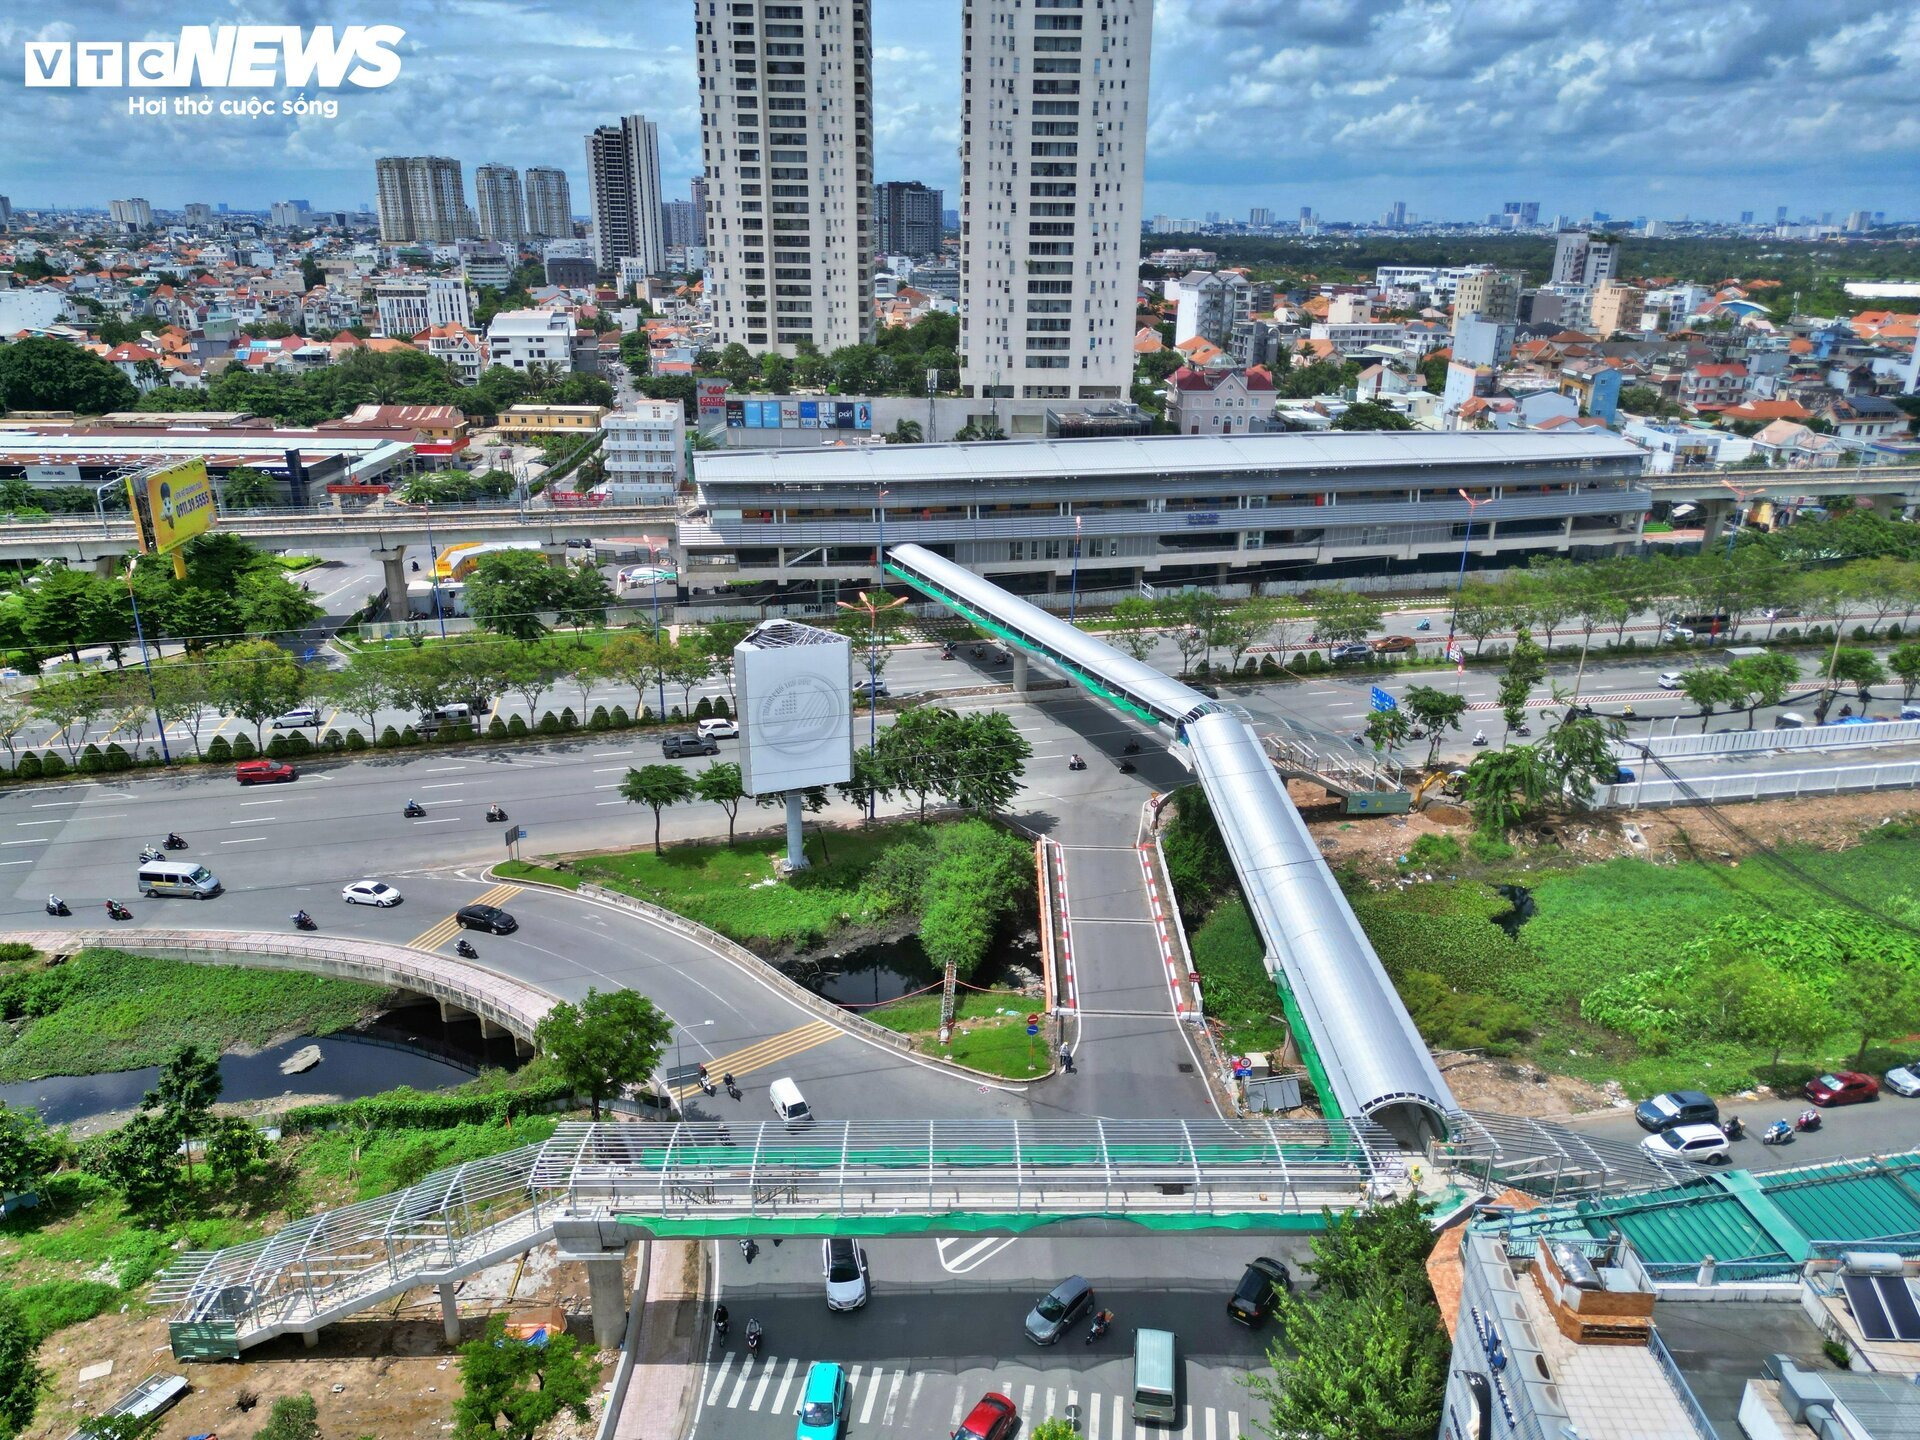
[876,181,944,255]
[586,114,666,275]
[474,164,527,244]
[374,156,470,244]
[523,168,573,240]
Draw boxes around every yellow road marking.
[408,882,522,951]
[672,1020,840,1099]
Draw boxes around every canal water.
[0,1002,522,1128]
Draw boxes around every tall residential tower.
[474,164,527,244]
[586,114,666,275]
[959,0,1150,411]
[523,167,573,239]
[374,156,469,244]
[695,0,873,353]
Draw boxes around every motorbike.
[1119,759,1137,774]
[1721,1116,1745,1141]
[292,911,317,932]
[1414,619,1432,631]
[139,845,164,863]
[105,900,132,921]
[713,1309,730,1343]
[1068,754,1087,771]
[1762,1120,1793,1146]
[1621,705,1637,720]
[45,895,69,917]
[745,1320,763,1355]
[455,938,478,959]
[404,800,427,818]
[1086,1310,1114,1344]
[940,647,955,661]
[1471,731,1490,748]
[1123,739,1141,755]
[1515,724,1533,738]
[698,1066,716,1098]
[164,833,187,850]
[1795,1109,1823,1133]
[739,1237,758,1264]
[486,805,509,823]
[724,1075,741,1101]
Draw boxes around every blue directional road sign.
[1370,686,1398,712]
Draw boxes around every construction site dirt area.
[23,1242,626,1440]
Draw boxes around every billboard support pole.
[783,791,808,871]
[125,556,172,767]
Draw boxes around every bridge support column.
[1011,653,1029,693]
[1699,501,1732,546]
[438,999,473,1023]
[478,1017,507,1041]
[93,555,119,578]
[585,1253,628,1348]
[439,1281,461,1345]
[371,546,407,618]
[513,1033,534,1058]
[301,1329,320,1349]
[541,542,570,570]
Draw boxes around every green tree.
[939,709,1033,813]
[0,335,138,413]
[0,1296,42,1440]
[1248,1285,1446,1440]
[465,550,562,643]
[1462,744,1552,834]
[217,466,276,508]
[1332,400,1413,431]
[834,744,893,821]
[695,619,752,698]
[553,565,615,638]
[663,640,714,710]
[886,418,923,445]
[1832,648,1887,705]
[453,1313,599,1440]
[1892,643,1920,702]
[1028,1423,1080,1440]
[1364,706,1411,754]
[321,652,394,736]
[534,988,673,1120]
[1452,580,1514,656]
[1403,684,1468,768]
[918,819,1032,981]
[1541,704,1625,808]
[695,761,748,844]
[1497,632,1547,738]
[620,763,697,854]
[149,662,214,757]
[27,672,111,761]
[1726,651,1799,729]
[502,643,565,720]
[206,639,306,744]
[1678,667,1740,732]
[255,1393,321,1440]
[1106,594,1161,661]
[148,1043,221,1181]
[1832,957,1920,1067]
[1620,384,1663,414]
[1315,589,1385,644]
[204,1114,270,1187]
[876,704,956,818]
[601,630,670,715]
[84,1108,182,1211]
[0,1101,62,1196]
[22,567,128,663]
[236,570,323,636]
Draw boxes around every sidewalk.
[615,1239,703,1440]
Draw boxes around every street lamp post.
[1444,488,1489,691]
[875,486,890,583]
[643,534,670,719]
[1068,514,1083,623]
[92,480,119,540]
[417,497,447,640]
[1719,478,1763,561]
[123,556,171,767]
[835,589,909,821]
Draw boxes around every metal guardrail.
[1648,1325,1724,1440]
[0,929,555,1041]
[1600,758,1920,808]
[1616,719,1920,759]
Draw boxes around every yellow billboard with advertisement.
[126,458,217,556]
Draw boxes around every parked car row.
[1635,1072,1888,1166]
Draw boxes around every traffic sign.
[1369,686,1398,712]
[504,825,525,850]
[1026,1012,1040,1025]
[1026,1023,1040,1037]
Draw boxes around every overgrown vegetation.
[0,948,387,1082]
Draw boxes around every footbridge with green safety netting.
[152,1114,1686,1360]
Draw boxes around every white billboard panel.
[736,632,853,796]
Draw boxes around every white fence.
[1614,719,1920,760]
[1600,759,1920,808]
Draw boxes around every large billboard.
[735,627,853,797]
[127,458,217,555]
[725,398,871,431]
[696,378,731,418]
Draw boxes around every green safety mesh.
[615,1209,1337,1238]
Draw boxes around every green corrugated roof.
[1759,1155,1920,1246]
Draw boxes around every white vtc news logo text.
[25,25,404,88]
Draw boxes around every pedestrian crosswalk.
[699,1354,1244,1439]
[407,881,521,951]
[671,1020,841,1100]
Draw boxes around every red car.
[952,1392,1017,1440]
[235,759,296,785]
[1805,1070,1880,1107]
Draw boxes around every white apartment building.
[268,201,301,229]
[375,156,470,244]
[586,114,665,275]
[463,255,514,290]
[1551,230,1619,287]
[485,309,577,371]
[695,0,874,354]
[474,165,527,245]
[374,278,473,338]
[601,401,687,502]
[1309,321,1405,349]
[959,0,1151,415]
[523,168,573,240]
[109,198,153,230]
[418,324,485,383]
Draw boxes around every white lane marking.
[593,783,620,790]
[0,859,36,866]
[936,1235,1017,1273]
[412,817,459,826]
[952,1390,967,1428]
[1046,1387,1057,1419]
[15,820,60,826]
[240,798,284,806]
[749,1357,774,1412]
[1206,1408,1217,1440]
[594,750,634,758]
[596,799,628,807]
[425,765,469,773]
[726,1353,755,1408]
[220,837,267,846]
[859,1368,884,1425]
[1020,1385,1034,1424]
[228,817,275,825]
[593,766,627,773]
[703,1351,735,1405]
[770,1358,798,1415]
[1086,1390,1099,1440]
[1227,1412,1239,1439]
[1,839,46,846]
[886,1372,913,1427]
[1112,1393,1123,1440]
[420,782,465,790]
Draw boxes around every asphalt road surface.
[694,1234,1300,1440]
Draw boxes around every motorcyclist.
[713,1303,730,1339]
[1722,1115,1744,1141]
[293,909,313,928]
[456,937,478,958]
[405,798,425,816]
[166,832,185,848]
[46,893,64,915]
[744,1317,763,1350]
[1764,1118,1791,1144]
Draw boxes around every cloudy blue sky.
[4,0,1918,222]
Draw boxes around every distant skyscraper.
[523,168,572,239]
[662,198,697,249]
[1739,210,1754,224]
[1248,207,1272,228]
[182,203,213,228]
[374,156,469,244]
[268,200,300,228]
[875,181,943,255]
[1392,200,1407,227]
[587,114,665,275]
[959,0,1149,405]
[474,164,527,244]
[689,176,708,245]
[1776,205,1789,224]
[1299,206,1312,223]
[108,197,153,230]
[1846,209,1872,233]
[697,0,873,353]
[0,195,13,231]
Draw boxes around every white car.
[1641,1123,1730,1165]
[697,718,739,740]
[1884,1061,1920,1098]
[341,880,403,907]
[1664,624,1695,642]
[1658,671,1685,690]
[822,1237,869,1310]
[272,706,322,729]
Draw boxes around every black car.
[457,903,518,934]
[1228,1256,1291,1327]
[1633,1089,1718,1133]
[1329,642,1373,663]
[662,734,720,758]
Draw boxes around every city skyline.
[3,1,1917,222]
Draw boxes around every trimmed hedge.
[206,735,232,762]
[231,733,257,759]
[282,1079,576,1133]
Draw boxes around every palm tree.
[887,418,923,445]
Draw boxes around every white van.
[769,1077,813,1127]
[137,860,222,899]
[1132,1327,1179,1425]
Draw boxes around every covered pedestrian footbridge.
[883,543,1454,1145]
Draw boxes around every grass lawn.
[503,822,937,951]
[1187,898,1291,1057]
[865,985,1042,1079]
[0,948,388,1082]
[273,554,324,573]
